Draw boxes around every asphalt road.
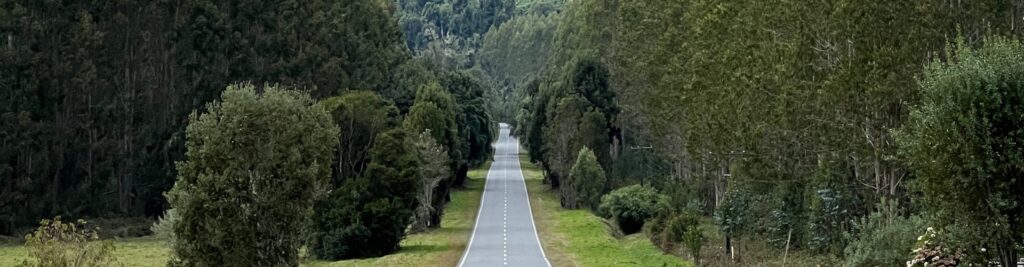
[458,123,550,267]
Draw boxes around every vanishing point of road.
[458,123,550,267]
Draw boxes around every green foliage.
[476,12,558,122]
[319,91,401,185]
[308,128,422,260]
[166,84,338,266]
[906,227,964,267]
[897,36,1024,265]
[843,198,925,267]
[410,129,451,232]
[0,0,412,234]
[19,217,117,267]
[681,225,704,265]
[715,186,757,240]
[598,185,669,235]
[569,147,606,210]
[396,0,515,67]
[806,163,858,254]
[529,60,619,208]
[150,208,177,243]
[440,71,496,171]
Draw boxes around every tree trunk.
[724,234,732,259]
[998,241,1019,267]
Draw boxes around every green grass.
[0,237,170,266]
[0,162,490,267]
[519,153,691,267]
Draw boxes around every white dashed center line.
[503,161,509,266]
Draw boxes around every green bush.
[844,198,925,267]
[569,146,606,210]
[897,36,1024,266]
[150,208,176,242]
[681,224,704,265]
[598,185,669,234]
[307,128,422,260]
[19,217,118,267]
[166,84,338,266]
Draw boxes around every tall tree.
[897,37,1024,266]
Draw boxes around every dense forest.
[3,0,1024,266]
[0,0,493,237]
[513,0,1024,266]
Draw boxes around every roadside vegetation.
[0,163,489,267]
[4,0,1024,266]
[521,154,691,267]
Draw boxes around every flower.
[980,248,986,252]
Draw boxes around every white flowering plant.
[906,227,963,267]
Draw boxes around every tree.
[0,0,416,234]
[404,96,456,229]
[440,71,495,173]
[897,36,1024,266]
[569,147,606,210]
[544,95,585,196]
[410,129,450,232]
[319,91,401,185]
[166,84,337,266]
[308,128,422,260]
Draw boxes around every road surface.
[458,123,550,267]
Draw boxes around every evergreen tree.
[167,84,337,266]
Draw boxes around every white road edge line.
[513,135,553,267]
[456,133,501,267]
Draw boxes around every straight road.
[458,123,550,267]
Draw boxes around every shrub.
[844,198,925,267]
[307,128,422,260]
[897,36,1024,265]
[598,185,669,234]
[569,146,606,210]
[150,208,176,242]
[166,84,338,266]
[906,227,963,267]
[681,224,704,265]
[19,217,117,267]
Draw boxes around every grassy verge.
[0,237,170,266]
[0,162,490,267]
[303,161,489,267]
[519,153,691,267]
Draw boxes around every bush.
[844,198,925,267]
[307,128,422,260]
[166,84,338,266]
[897,36,1024,266]
[569,146,606,210]
[19,217,117,267]
[662,208,704,264]
[681,224,704,265]
[150,208,176,242]
[598,185,669,234]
